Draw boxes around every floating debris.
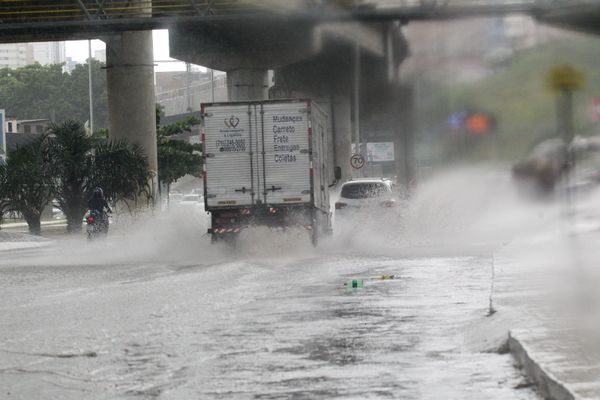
[344,279,364,288]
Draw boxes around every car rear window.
[341,183,390,199]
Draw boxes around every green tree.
[67,59,109,128]
[47,120,151,233]
[47,121,95,233]
[92,140,153,210]
[0,136,53,234]
[0,61,108,128]
[0,64,68,122]
[156,105,203,193]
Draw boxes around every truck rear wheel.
[211,233,238,248]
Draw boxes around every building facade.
[0,42,66,68]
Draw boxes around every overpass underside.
[1,0,600,187]
[1,1,599,43]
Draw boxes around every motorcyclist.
[87,188,112,233]
[88,187,112,214]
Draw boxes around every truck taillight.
[335,202,347,210]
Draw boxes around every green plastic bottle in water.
[348,279,363,288]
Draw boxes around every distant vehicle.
[202,99,339,246]
[512,138,566,192]
[335,178,396,217]
[169,192,184,203]
[179,194,203,205]
[513,136,600,195]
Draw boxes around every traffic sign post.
[350,153,365,169]
[547,64,585,224]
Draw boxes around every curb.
[508,330,579,400]
[0,219,67,229]
[0,241,51,252]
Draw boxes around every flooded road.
[0,245,538,399]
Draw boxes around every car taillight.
[335,201,347,210]
[87,216,94,223]
[381,200,396,208]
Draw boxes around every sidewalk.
[494,227,600,400]
[0,220,64,251]
[0,231,52,252]
[0,219,66,230]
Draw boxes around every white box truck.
[201,99,337,245]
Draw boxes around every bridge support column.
[105,30,157,198]
[331,94,352,181]
[394,85,416,187]
[226,69,269,101]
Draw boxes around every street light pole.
[210,68,215,102]
[186,62,192,112]
[353,41,360,153]
[88,40,94,135]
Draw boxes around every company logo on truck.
[218,115,246,152]
[224,115,240,128]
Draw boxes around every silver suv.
[335,178,396,216]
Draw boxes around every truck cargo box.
[202,99,329,211]
[201,99,332,245]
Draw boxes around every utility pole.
[186,62,192,112]
[88,40,94,135]
[210,68,215,102]
[353,41,360,154]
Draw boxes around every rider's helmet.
[93,187,104,198]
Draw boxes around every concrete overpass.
[1,0,600,186]
[1,1,597,41]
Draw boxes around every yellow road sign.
[546,64,585,92]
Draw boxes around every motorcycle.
[86,209,109,239]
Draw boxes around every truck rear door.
[203,104,255,208]
[260,102,312,205]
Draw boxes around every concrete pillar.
[332,93,352,181]
[226,69,269,101]
[105,30,157,191]
[394,85,416,187]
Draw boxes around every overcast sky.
[65,30,205,72]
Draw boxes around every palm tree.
[92,140,153,211]
[47,121,95,233]
[47,120,153,233]
[0,136,53,235]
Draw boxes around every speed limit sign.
[350,153,365,169]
